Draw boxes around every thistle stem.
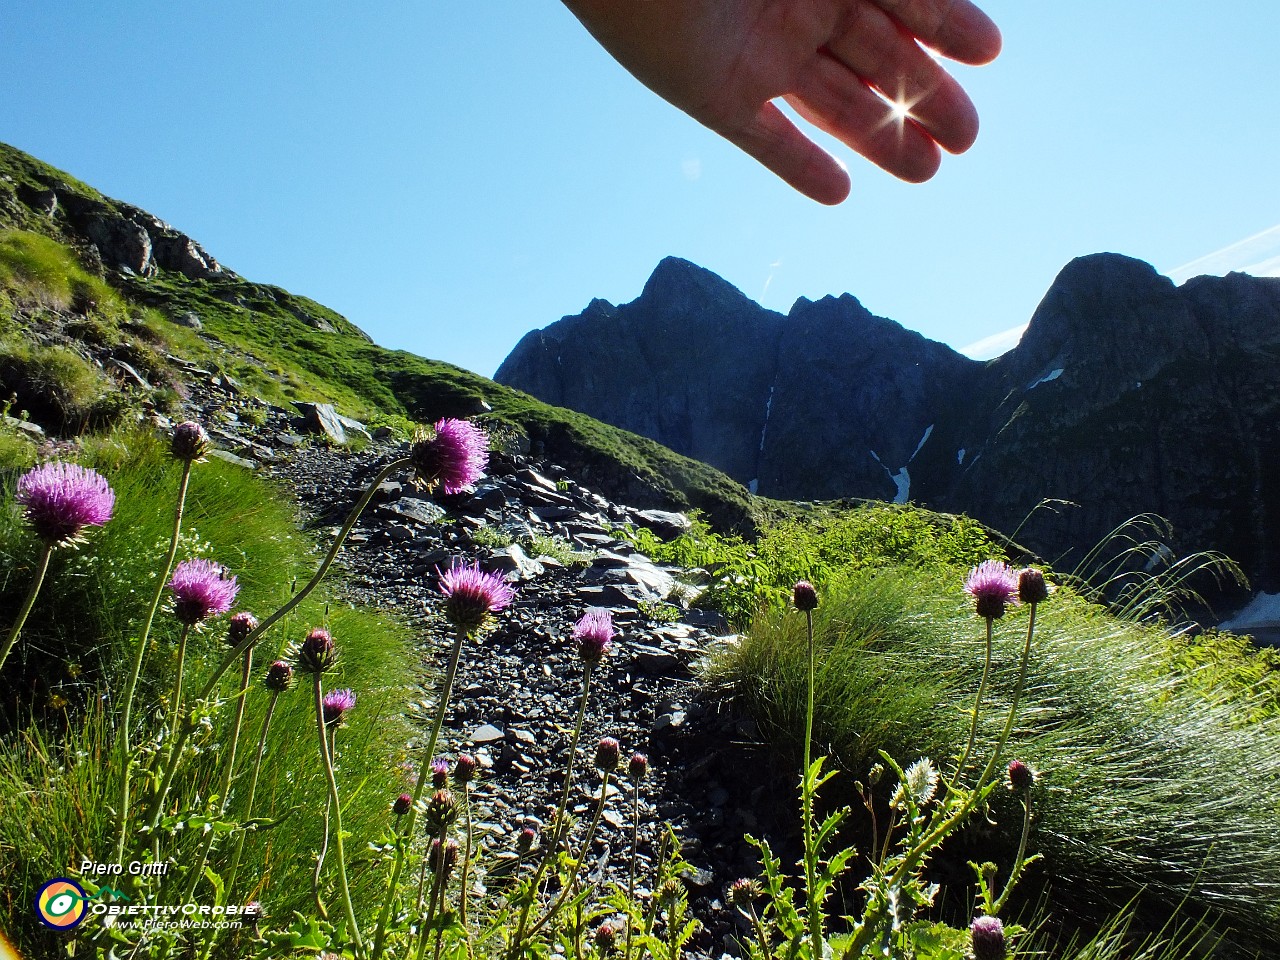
[526,767,613,938]
[459,785,474,930]
[225,689,279,901]
[169,623,192,726]
[372,624,470,960]
[115,459,191,864]
[509,663,594,956]
[313,675,363,953]
[625,778,640,960]
[993,790,1034,915]
[0,541,52,675]
[183,649,254,909]
[414,830,448,960]
[977,604,1038,788]
[953,616,995,785]
[801,607,822,960]
[144,458,408,842]
[744,901,770,959]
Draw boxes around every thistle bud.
[454,753,478,786]
[594,922,618,955]
[171,421,210,462]
[392,793,413,817]
[517,826,537,852]
[1007,760,1035,792]
[244,901,263,930]
[970,916,1006,960]
[227,611,259,647]
[628,752,649,781]
[263,660,293,692]
[965,561,1019,620]
[657,878,683,907]
[594,737,621,773]
[296,628,337,674]
[573,608,615,665]
[1018,567,1050,605]
[729,878,760,908]
[424,789,458,831]
[431,757,450,789]
[322,688,356,727]
[792,581,819,612]
[428,838,459,878]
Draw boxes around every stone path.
[172,384,802,958]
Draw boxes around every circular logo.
[35,878,88,930]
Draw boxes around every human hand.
[560,0,1001,204]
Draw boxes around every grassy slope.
[0,140,756,531]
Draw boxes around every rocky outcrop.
[951,254,1280,594]
[59,193,228,280]
[499,258,788,483]
[498,254,1280,593]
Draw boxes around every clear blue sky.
[3,1,1279,376]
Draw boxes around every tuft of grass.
[0,229,124,319]
[703,567,1280,952]
[0,339,115,431]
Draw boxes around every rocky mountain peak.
[1008,253,1184,380]
[638,256,757,316]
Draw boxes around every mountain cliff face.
[497,255,1280,591]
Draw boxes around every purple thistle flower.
[517,826,537,851]
[573,608,615,665]
[410,418,489,495]
[322,688,356,726]
[171,421,210,462]
[454,753,478,785]
[964,560,1020,620]
[169,558,239,625]
[226,611,259,647]
[297,627,338,674]
[970,915,1006,960]
[15,462,115,547]
[431,757,450,788]
[438,561,515,634]
[628,752,648,780]
[792,581,819,612]
[264,660,293,692]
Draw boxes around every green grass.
[0,427,421,957]
[625,504,1001,627]
[703,567,1280,954]
[0,229,128,328]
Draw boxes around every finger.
[726,102,853,205]
[825,0,980,153]
[786,54,942,183]
[868,0,1002,65]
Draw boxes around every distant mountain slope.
[497,255,1280,592]
[0,142,755,531]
